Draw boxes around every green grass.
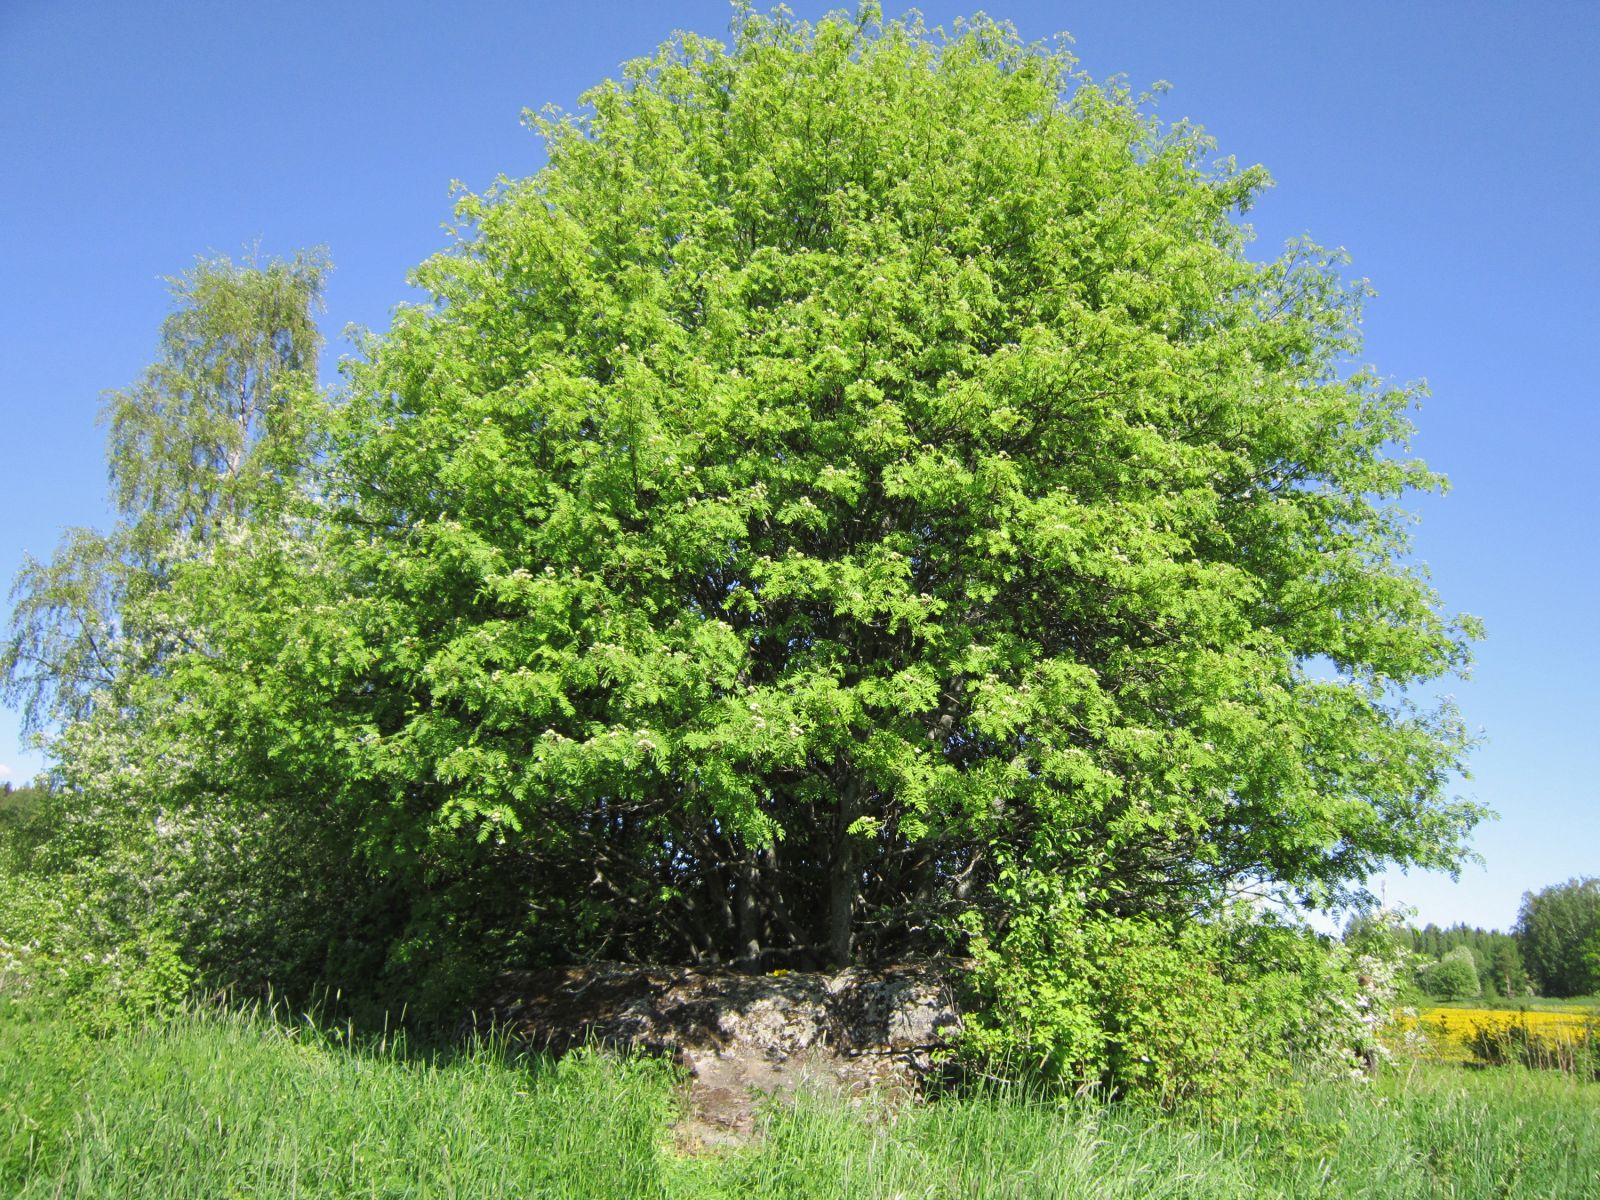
[1,1000,675,1199]
[4,997,1599,1199]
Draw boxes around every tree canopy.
[4,8,1479,1084]
[122,8,1481,976]
[1419,946,1481,1001]
[1,250,328,735]
[0,250,337,1014]
[1515,878,1600,997]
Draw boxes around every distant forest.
[1395,923,1530,1000]
[1347,877,1600,1002]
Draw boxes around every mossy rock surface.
[475,961,964,1139]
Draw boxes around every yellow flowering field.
[1404,1007,1599,1065]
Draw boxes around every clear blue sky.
[2,1,1595,931]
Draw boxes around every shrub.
[959,884,1405,1111]
[1420,947,1481,1001]
[0,778,191,1031]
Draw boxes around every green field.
[4,999,1598,1199]
[1427,994,1600,1013]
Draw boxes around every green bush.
[0,869,192,1032]
[957,881,1403,1112]
[1420,946,1481,1001]
[0,780,191,1031]
[3,6,1481,1103]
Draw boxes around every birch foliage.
[0,252,329,1019]
[2,251,328,733]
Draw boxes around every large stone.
[473,961,964,1144]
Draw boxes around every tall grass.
[4,996,1598,1198]
[1,1000,674,1199]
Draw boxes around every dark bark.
[826,774,863,966]
[735,851,761,962]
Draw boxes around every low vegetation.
[1414,1004,1600,1074]
[3,996,1598,1200]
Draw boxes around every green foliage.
[1083,921,1271,1111]
[0,252,328,1023]
[4,6,1483,1096]
[132,4,1479,995]
[1365,918,1531,999]
[2,251,328,735]
[960,886,1409,1108]
[1489,936,1532,998]
[1516,877,1600,997]
[0,781,193,1030]
[102,250,329,552]
[1419,945,1481,1001]
[0,781,48,867]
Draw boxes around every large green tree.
[157,7,1482,978]
[10,13,1483,1041]
[1515,878,1600,997]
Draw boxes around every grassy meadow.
[4,997,1599,1199]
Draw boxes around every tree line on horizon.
[1343,878,1600,1002]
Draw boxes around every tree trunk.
[827,776,862,966]
[735,852,761,963]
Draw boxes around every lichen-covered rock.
[473,961,964,1141]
